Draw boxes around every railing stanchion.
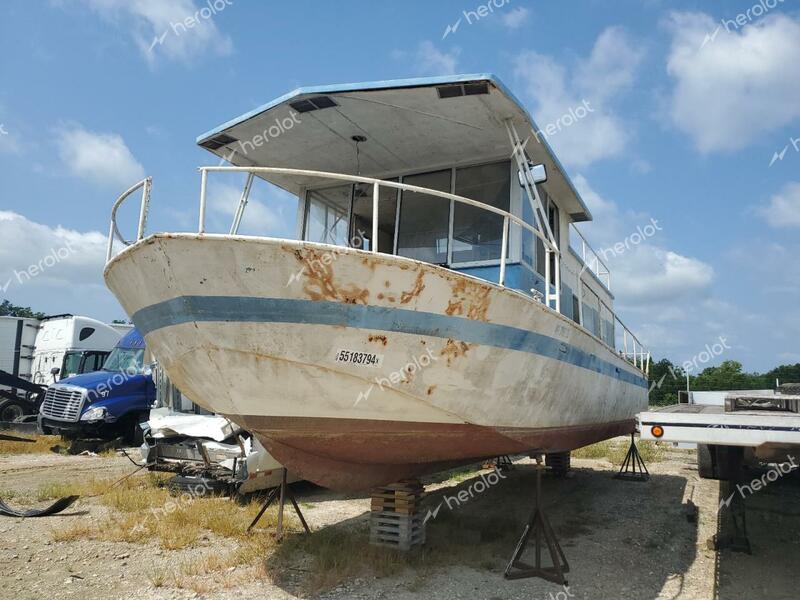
[136,178,151,241]
[199,169,208,234]
[231,172,254,235]
[106,220,116,263]
[372,182,380,253]
[499,216,509,286]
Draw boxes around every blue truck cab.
[38,329,155,442]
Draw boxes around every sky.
[1,0,799,374]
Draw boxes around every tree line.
[648,358,800,406]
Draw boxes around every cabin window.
[452,162,510,264]
[303,185,351,246]
[396,170,452,264]
[351,181,398,253]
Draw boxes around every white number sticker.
[334,349,384,368]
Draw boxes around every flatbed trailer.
[638,390,800,480]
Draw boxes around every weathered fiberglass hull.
[104,233,648,491]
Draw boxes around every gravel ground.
[1,446,797,599]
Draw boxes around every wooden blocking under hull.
[369,512,426,551]
[369,479,426,551]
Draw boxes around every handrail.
[106,177,151,262]
[105,166,649,376]
[570,223,611,290]
[197,165,561,256]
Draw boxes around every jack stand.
[614,433,650,482]
[247,468,311,541]
[505,457,569,585]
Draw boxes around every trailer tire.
[697,444,717,479]
[715,445,744,481]
[0,399,31,423]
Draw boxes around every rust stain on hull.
[445,278,491,321]
[440,338,472,365]
[292,248,369,305]
[400,270,426,304]
[368,334,388,346]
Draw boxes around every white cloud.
[665,12,800,153]
[576,27,643,103]
[573,175,713,307]
[0,211,108,291]
[413,41,460,75]
[500,7,529,29]
[57,125,145,189]
[206,179,297,238]
[612,245,714,304]
[758,182,800,228]
[82,0,234,66]
[0,211,125,320]
[513,27,643,167]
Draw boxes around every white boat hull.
[105,234,648,490]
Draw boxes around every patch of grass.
[447,467,481,483]
[0,435,62,455]
[147,567,171,588]
[572,440,615,460]
[572,438,665,466]
[49,473,295,555]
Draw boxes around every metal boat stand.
[614,433,650,482]
[504,457,569,585]
[246,468,310,541]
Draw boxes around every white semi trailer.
[0,315,122,421]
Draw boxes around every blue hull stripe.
[132,296,648,389]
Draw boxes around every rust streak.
[293,248,370,305]
[400,271,426,304]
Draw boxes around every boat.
[103,74,651,491]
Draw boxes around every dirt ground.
[1,443,798,600]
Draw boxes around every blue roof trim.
[195,73,592,222]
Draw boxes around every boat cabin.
[197,75,617,350]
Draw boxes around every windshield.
[102,347,145,374]
[61,351,83,379]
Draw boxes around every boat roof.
[197,74,592,222]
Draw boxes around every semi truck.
[37,328,155,443]
[0,315,122,421]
